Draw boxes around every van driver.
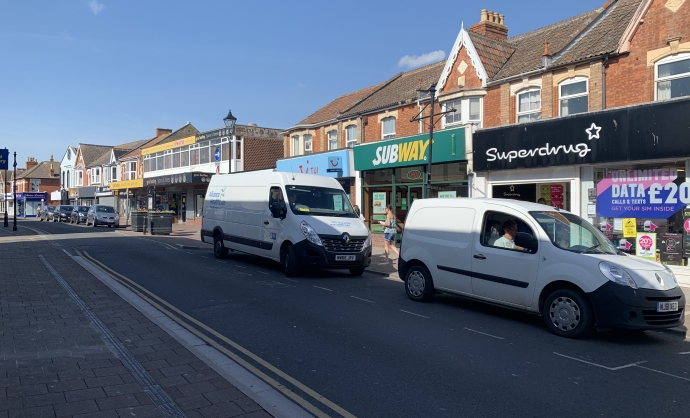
[493,219,525,251]
[287,190,309,211]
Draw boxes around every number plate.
[657,301,679,312]
[335,255,356,261]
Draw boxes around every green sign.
[401,198,407,210]
[353,127,466,171]
[438,191,457,199]
[373,215,387,221]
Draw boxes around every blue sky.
[1,0,606,167]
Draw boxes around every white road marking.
[635,365,690,382]
[679,352,690,355]
[201,256,209,259]
[313,286,333,292]
[62,249,72,257]
[553,352,647,370]
[217,261,226,264]
[464,327,504,340]
[257,271,270,275]
[400,309,429,319]
[350,296,373,303]
[187,252,194,255]
[234,264,246,269]
[283,278,298,282]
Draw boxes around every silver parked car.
[86,205,120,228]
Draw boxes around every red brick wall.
[483,86,502,127]
[606,1,690,108]
[439,47,484,97]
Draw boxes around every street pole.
[3,168,8,227]
[425,83,437,199]
[13,152,17,231]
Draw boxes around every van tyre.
[283,245,299,277]
[405,264,435,302]
[349,267,365,276]
[214,234,229,259]
[543,288,594,339]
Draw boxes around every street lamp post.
[13,152,17,231]
[223,110,237,174]
[3,168,8,227]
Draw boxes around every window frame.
[442,97,483,128]
[327,130,337,150]
[345,125,357,148]
[382,117,396,140]
[516,88,541,123]
[291,135,301,156]
[304,134,313,154]
[559,77,588,116]
[480,210,538,254]
[655,52,690,101]
[125,161,137,180]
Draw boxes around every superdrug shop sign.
[473,97,690,172]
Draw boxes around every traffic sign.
[214,147,221,162]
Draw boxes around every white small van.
[399,198,685,338]
[201,172,372,277]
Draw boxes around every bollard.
[3,212,7,227]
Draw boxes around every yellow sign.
[142,136,196,156]
[623,218,637,238]
[109,179,143,190]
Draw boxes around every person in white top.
[493,219,524,251]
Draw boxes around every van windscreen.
[530,211,617,255]
[285,186,356,218]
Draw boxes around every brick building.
[12,157,61,217]
[283,0,690,250]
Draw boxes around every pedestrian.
[36,206,41,219]
[378,205,400,261]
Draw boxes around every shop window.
[443,97,482,127]
[199,141,210,164]
[656,53,690,101]
[363,169,394,185]
[431,162,468,182]
[382,117,396,140]
[180,149,189,167]
[517,88,541,123]
[164,150,173,169]
[190,145,200,165]
[346,125,357,148]
[292,135,301,156]
[559,77,588,116]
[394,166,426,183]
[304,134,313,154]
[328,130,337,150]
[156,152,164,171]
[172,151,180,168]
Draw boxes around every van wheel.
[283,245,299,277]
[214,234,229,259]
[543,288,594,339]
[405,264,435,302]
[349,267,365,277]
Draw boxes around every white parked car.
[201,171,372,276]
[399,198,685,338]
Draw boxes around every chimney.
[156,128,173,137]
[26,157,38,170]
[469,9,508,41]
[542,41,552,67]
[49,155,55,177]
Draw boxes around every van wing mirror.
[515,232,538,254]
[270,202,287,219]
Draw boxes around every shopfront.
[95,186,116,208]
[109,179,145,225]
[14,192,47,218]
[276,149,355,201]
[76,186,96,207]
[353,127,467,236]
[143,172,214,225]
[473,96,690,264]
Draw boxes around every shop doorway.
[179,194,187,223]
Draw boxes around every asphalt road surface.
[12,220,690,418]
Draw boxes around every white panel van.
[399,198,685,338]
[201,172,372,276]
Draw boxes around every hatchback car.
[70,205,90,224]
[40,206,56,221]
[54,205,73,222]
[86,205,120,228]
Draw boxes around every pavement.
[0,221,296,418]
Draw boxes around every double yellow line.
[77,250,355,418]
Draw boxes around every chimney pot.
[480,9,488,22]
[470,9,508,40]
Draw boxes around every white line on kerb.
[464,327,504,340]
[400,309,429,319]
[350,296,373,303]
[313,286,333,292]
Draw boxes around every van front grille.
[642,308,684,326]
[320,237,365,253]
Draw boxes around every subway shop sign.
[353,127,466,171]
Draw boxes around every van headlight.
[663,264,678,287]
[599,262,638,289]
[363,233,372,248]
[300,221,322,246]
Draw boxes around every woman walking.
[379,205,400,261]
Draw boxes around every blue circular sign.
[214,147,221,161]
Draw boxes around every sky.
[0,0,607,167]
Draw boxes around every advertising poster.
[539,185,551,205]
[613,218,623,232]
[683,210,690,258]
[659,233,683,265]
[438,191,457,199]
[550,184,564,209]
[596,168,686,218]
[373,192,386,214]
[0,148,8,171]
[623,218,637,238]
[401,198,407,210]
[635,233,657,261]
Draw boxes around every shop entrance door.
[179,193,187,223]
[394,185,423,246]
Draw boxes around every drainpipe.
[602,54,609,109]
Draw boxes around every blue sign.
[596,168,687,218]
[276,150,352,179]
[0,149,8,170]
[214,147,221,161]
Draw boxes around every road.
[7,219,690,418]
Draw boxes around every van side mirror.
[270,202,286,219]
[515,232,538,254]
